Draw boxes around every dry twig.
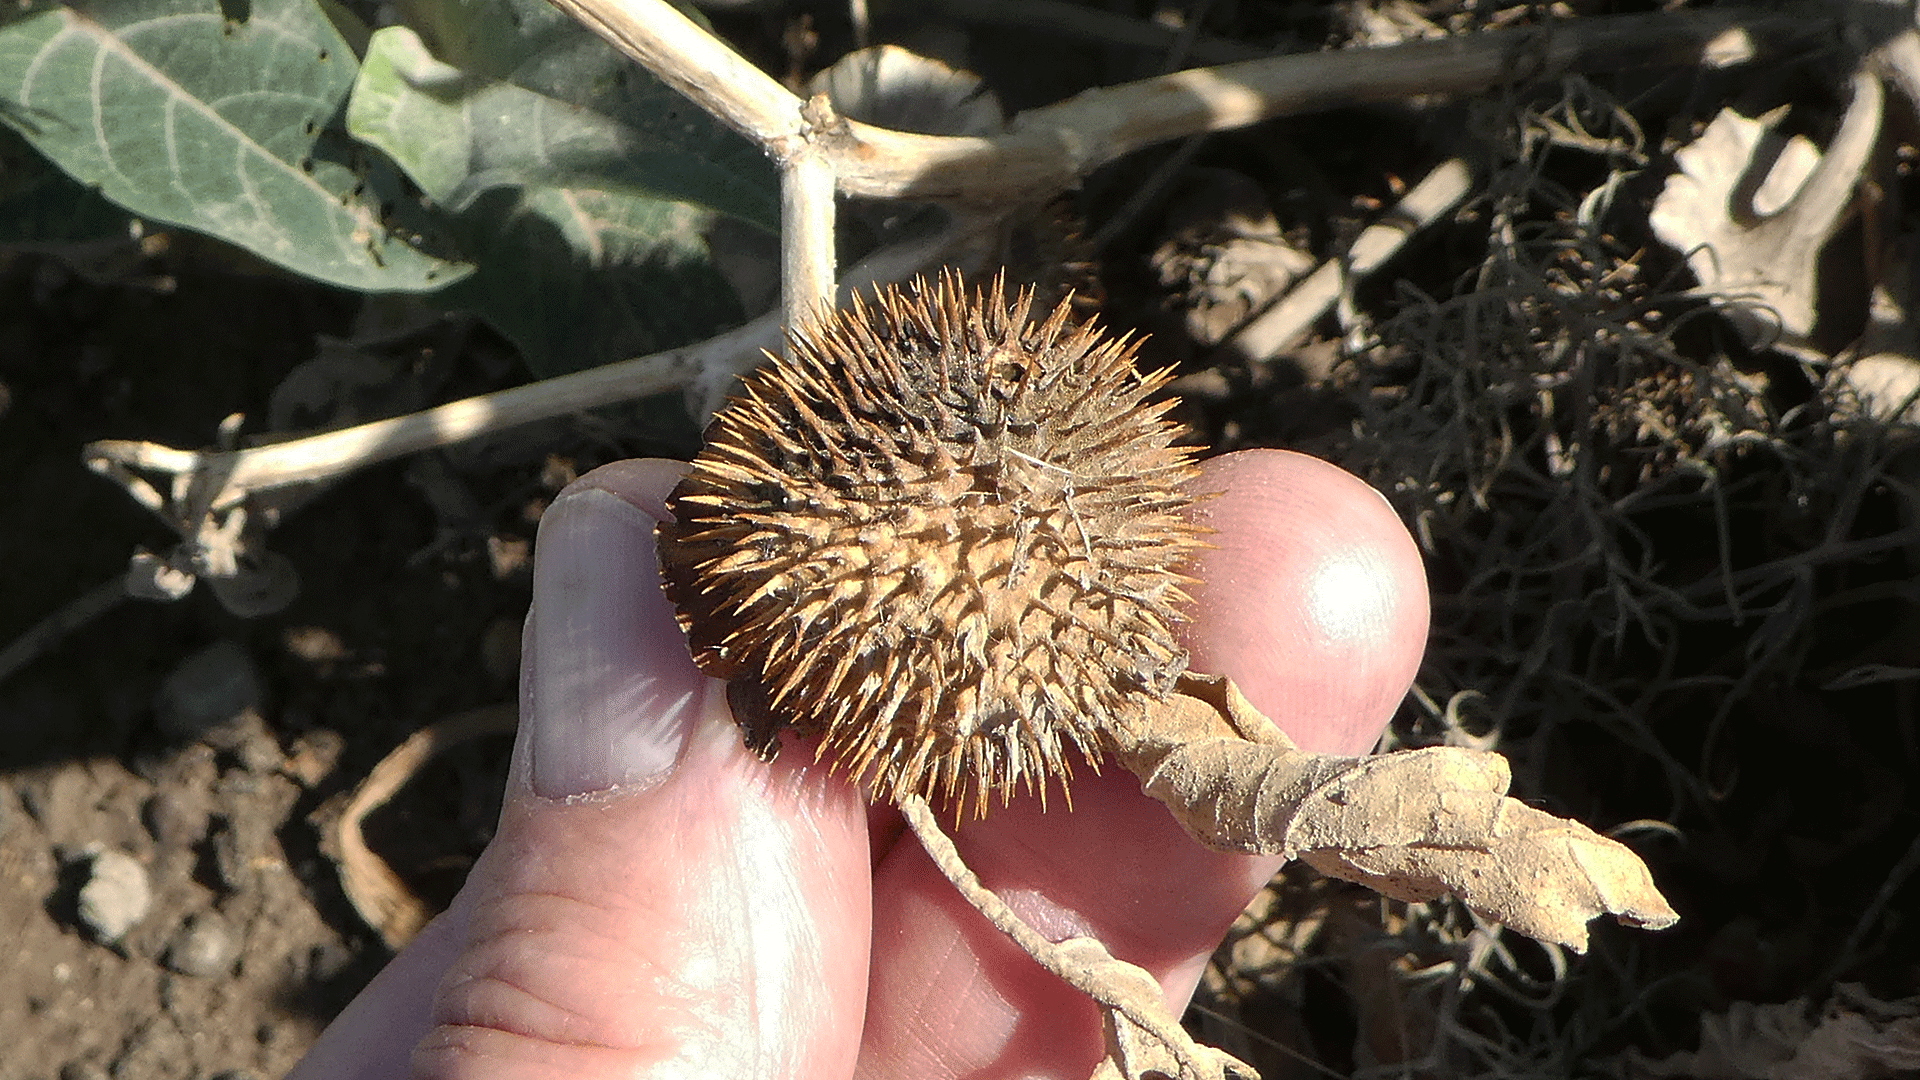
[78,1,1844,542]
[1220,156,1478,360]
[322,705,518,950]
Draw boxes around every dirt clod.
[164,911,240,978]
[76,847,151,944]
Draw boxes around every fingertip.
[525,481,709,799]
[557,458,692,521]
[1183,449,1429,755]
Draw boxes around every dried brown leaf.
[1647,71,1882,351]
[1106,675,1679,952]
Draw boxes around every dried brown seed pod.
[658,273,1204,812]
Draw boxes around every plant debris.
[1110,673,1678,953]
[658,273,1677,1080]
[1648,70,1882,355]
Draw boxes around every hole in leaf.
[217,0,250,24]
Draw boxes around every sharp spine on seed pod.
[658,271,1204,814]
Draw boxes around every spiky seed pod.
[658,273,1204,813]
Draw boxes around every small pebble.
[164,912,239,977]
[231,721,285,774]
[76,848,151,944]
[281,729,345,788]
[282,625,347,663]
[487,534,531,580]
[210,817,280,892]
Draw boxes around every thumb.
[293,460,873,1080]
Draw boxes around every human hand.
[288,447,1428,1080]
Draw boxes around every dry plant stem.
[798,10,1834,202]
[779,136,840,333]
[80,221,972,526]
[330,705,518,950]
[898,794,1255,1080]
[1223,157,1477,360]
[0,576,127,687]
[554,0,1836,206]
[540,0,840,326]
[84,314,775,518]
[894,795,1098,996]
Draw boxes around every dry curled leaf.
[319,705,517,950]
[1649,70,1882,352]
[1107,674,1679,952]
[808,43,1004,138]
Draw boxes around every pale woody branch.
[82,220,967,519]
[565,0,1840,205]
[546,0,804,149]
[86,315,770,515]
[74,0,1858,570]
[547,0,843,326]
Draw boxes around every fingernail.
[525,487,706,799]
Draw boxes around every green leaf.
[0,125,130,243]
[0,0,470,291]
[347,22,777,231]
[441,185,744,378]
[342,0,769,376]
